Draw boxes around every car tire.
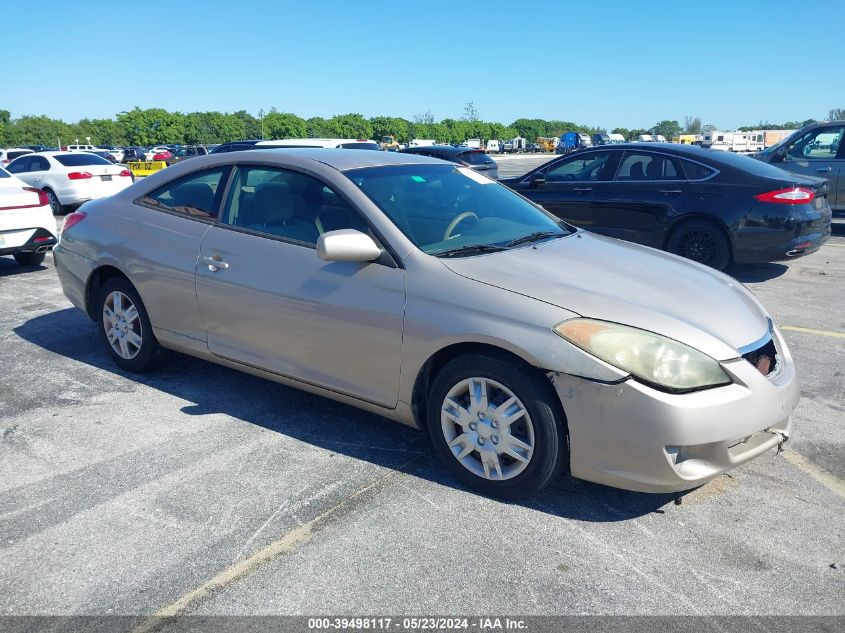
[44,189,64,215]
[13,251,46,266]
[426,354,567,499]
[96,277,167,372]
[667,220,731,270]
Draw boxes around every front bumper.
[553,325,799,493]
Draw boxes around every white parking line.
[780,326,845,339]
[782,450,845,498]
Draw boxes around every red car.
[153,151,173,161]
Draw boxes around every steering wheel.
[443,211,479,240]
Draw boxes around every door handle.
[815,167,832,173]
[201,255,229,271]
[659,189,683,194]
[573,187,593,192]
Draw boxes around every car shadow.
[13,307,679,522]
[725,262,788,283]
[0,256,48,277]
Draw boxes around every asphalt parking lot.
[1,211,843,623]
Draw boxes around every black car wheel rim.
[48,192,59,213]
[678,229,717,264]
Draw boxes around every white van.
[637,134,654,142]
[702,131,732,151]
[66,144,100,152]
[607,133,626,144]
[485,139,501,153]
[462,139,482,149]
[255,138,381,150]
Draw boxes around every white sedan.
[0,167,57,266]
[4,151,134,214]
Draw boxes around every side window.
[142,167,228,220]
[681,160,715,180]
[6,157,30,173]
[616,152,684,181]
[220,165,367,245]
[29,157,49,171]
[786,126,843,160]
[546,151,619,182]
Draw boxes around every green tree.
[462,101,479,122]
[263,112,307,139]
[0,109,10,145]
[413,110,434,124]
[233,110,261,139]
[306,116,328,138]
[325,113,373,139]
[651,120,682,140]
[683,116,702,134]
[116,108,184,145]
[370,116,410,143]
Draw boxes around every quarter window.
[220,166,367,245]
[616,152,684,181]
[786,126,843,160]
[681,160,715,180]
[142,167,228,220]
[30,157,50,171]
[545,151,619,182]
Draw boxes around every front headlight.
[554,319,731,392]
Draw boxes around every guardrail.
[126,161,167,177]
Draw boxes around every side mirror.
[530,172,546,187]
[317,229,382,262]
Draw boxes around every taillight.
[118,169,132,177]
[755,187,815,205]
[61,211,87,234]
[23,187,50,207]
[68,172,93,180]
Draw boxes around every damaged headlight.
[554,319,732,392]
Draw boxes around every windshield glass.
[346,164,571,256]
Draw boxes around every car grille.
[742,336,778,377]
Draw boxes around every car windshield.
[347,164,571,256]
[55,154,113,166]
[459,151,494,166]
[338,142,380,150]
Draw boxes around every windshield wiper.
[506,231,567,247]
[435,244,508,258]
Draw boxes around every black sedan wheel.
[667,220,731,270]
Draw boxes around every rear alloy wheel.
[427,354,566,499]
[96,278,167,372]
[667,220,731,270]
[45,189,64,215]
[13,251,46,266]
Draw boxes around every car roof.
[233,147,445,171]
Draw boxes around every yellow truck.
[379,135,401,151]
[536,137,557,152]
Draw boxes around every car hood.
[441,232,770,361]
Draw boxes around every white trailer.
[702,131,732,151]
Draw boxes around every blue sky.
[3,0,843,129]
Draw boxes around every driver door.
[517,150,620,228]
[194,164,406,408]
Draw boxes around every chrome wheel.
[102,290,142,360]
[440,377,535,481]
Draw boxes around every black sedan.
[400,145,498,179]
[500,143,831,269]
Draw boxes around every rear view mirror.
[317,229,382,262]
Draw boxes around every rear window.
[708,149,803,179]
[458,151,494,166]
[55,154,113,167]
[8,150,32,161]
[337,142,380,150]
